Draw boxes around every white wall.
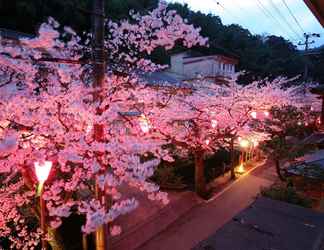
[183,59,214,79]
[170,54,236,79]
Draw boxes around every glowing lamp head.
[250,111,257,119]
[205,139,210,145]
[297,121,302,126]
[239,139,250,148]
[139,115,150,133]
[34,161,52,184]
[211,119,218,128]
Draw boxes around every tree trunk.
[92,0,108,249]
[47,228,66,250]
[230,138,236,180]
[274,158,286,181]
[194,150,206,197]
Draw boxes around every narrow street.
[137,161,277,250]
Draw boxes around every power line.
[281,0,305,34]
[267,0,303,40]
[213,1,242,23]
[255,0,296,42]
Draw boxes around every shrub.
[261,185,312,208]
[152,165,184,187]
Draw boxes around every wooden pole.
[40,191,48,250]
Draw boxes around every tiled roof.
[194,197,324,250]
[0,28,34,40]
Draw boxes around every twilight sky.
[167,0,324,49]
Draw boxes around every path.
[137,161,277,250]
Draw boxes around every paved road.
[137,161,277,250]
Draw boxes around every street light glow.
[264,111,270,117]
[211,119,218,128]
[250,111,257,119]
[239,139,250,148]
[139,114,150,133]
[236,163,245,174]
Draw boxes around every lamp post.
[34,161,52,250]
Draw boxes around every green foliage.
[152,149,231,188]
[152,165,184,187]
[261,185,312,208]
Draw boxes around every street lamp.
[34,161,52,250]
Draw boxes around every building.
[168,51,239,84]
[303,0,324,27]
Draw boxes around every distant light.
[205,139,210,145]
[264,111,270,117]
[317,117,321,125]
[297,121,302,126]
[211,119,218,128]
[250,111,257,119]
[251,139,259,147]
[239,139,250,148]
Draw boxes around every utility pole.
[298,33,320,81]
[92,0,108,250]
